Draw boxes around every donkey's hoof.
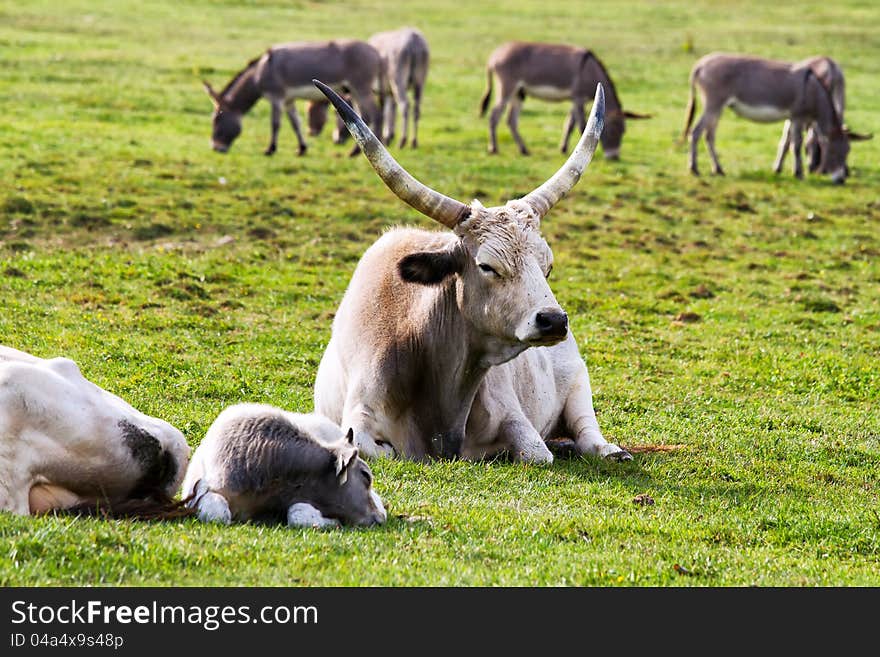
[297,145,307,157]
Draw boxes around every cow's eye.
[478,263,498,276]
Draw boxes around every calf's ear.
[333,444,359,485]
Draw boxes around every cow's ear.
[398,249,463,285]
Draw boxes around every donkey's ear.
[202,80,223,107]
[843,126,873,142]
[345,427,355,445]
[623,110,653,119]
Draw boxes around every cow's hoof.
[606,449,633,462]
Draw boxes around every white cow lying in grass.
[0,345,190,516]
[182,403,387,528]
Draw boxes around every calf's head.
[308,429,387,527]
[203,81,242,153]
[314,79,606,361]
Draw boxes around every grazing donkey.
[774,56,869,175]
[368,27,430,148]
[203,40,381,156]
[0,345,190,517]
[182,404,386,528]
[479,41,650,157]
[682,52,868,184]
[312,79,631,465]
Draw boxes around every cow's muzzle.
[534,310,569,341]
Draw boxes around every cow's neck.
[409,282,506,458]
[221,64,262,114]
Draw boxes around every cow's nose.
[535,311,568,338]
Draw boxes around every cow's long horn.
[313,79,470,228]
[522,83,605,218]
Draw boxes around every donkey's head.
[203,81,242,153]
[314,79,605,363]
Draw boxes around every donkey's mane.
[219,54,262,99]
[805,68,842,128]
[582,50,621,109]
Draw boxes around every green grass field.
[1,0,878,586]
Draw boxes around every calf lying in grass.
[182,403,387,528]
[0,345,190,517]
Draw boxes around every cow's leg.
[265,98,282,156]
[284,102,308,156]
[774,120,792,173]
[0,480,31,515]
[411,82,423,148]
[563,365,632,461]
[487,82,515,154]
[340,400,397,459]
[287,502,340,528]
[790,122,804,179]
[499,415,554,465]
[506,94,529,156]
[28,483,83,514]
[188,480,232,524]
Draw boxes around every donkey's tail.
[479,68,493,116]
[680,67,698,143]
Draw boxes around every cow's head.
[314,79,605,365]
[203,80,242,153]
[308,428,387,527]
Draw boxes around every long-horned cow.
[312,79,631,465]
[682,52,870,183]
[0,345,190,516]
[203,40,381,156]
[479,41,650,157]
[182,403,386,528]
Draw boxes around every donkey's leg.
[487,82,515,154]
[704,114,725,175]
[774,120,792,173]
[805,125,822,173]
[559,100,579,153]
[688,113,707,175]
[507,94,529,156]
[284,102,308,156]
[389,74,409,148]
[382,94,396,145]
[265,99,282,155]
[411,83,423,148]
[790,121,805,179]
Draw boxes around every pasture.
[1,0,878,586]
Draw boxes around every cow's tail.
[680,66,699,143]
[479,68,493,116]
[60,491,197,521]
